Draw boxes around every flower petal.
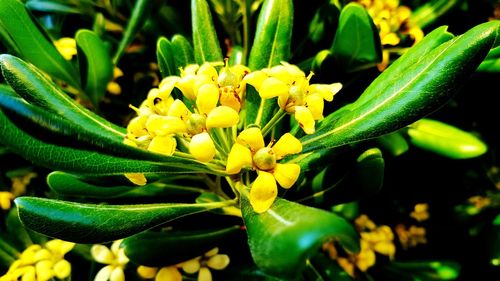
[196,84,220,115]
[198,267,212,281]
[168,99,191,120]
[176,74,197,100]
[236,127,264,151]
[272,133,302,159]
[110,267,125,281]
[189,132,216,162]
[146,115,187,136]
[207,254,230,270]
[137,266,158,279]
[91,245,114,264]
[258,77,289,99]
[45,239,75,256]
[148,136,177,156]
[243,71,267,91]
[226,143,252,174]
[273,163,300,189]
[181,258,201,274]
[35,260,54,281]
[305,93,324,120]
[94,265,113,281]
[156,266,182,281]
[250,172,278,213]
[124,173,147,186]
[294,106,316,134]
[206,106,239,129]
[307,83,342,102]
[53,259,72,279]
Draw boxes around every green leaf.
[0,54,125,140]
[245,0,293,128]
[47,171,204,198]
[25,0,85,14]
[112,0,154,64]
[406,118,487,159]
[75,29,114,107]
[228,45,245,66]
[0,0,79,88]
[388,261,460,280]
[308,1,340,44]
[14,196,235,243]
[301,21,499,153]
[376,131,409,157]
[411,0,462,29]
[156,37,177,78]
[191,0,223,64]
[241,194,359,279]
[0,106,220,176]
[355,148,384,194]
[330,3,381,72]
[122,225,240,266]
[477,58,500,72]
[171,34,195,69]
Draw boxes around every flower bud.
[253,147,277,171]
[186,113,207,135]
[189,132,216,162]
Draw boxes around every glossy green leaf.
[14,196,235,243]
[477,58,500,72]
[241,194,359,278]
[245,0,293,127]
[171,34,195,69]
[406,118,487,159]
[0,0,79,88]
[112,0,154,64]
[301,21,499,153]
[25,0,85,14]
[411,0,462,29]
[376,131,409,157]
[355,148,384,194]
[0,107,221,176]
[191,0,223,64]
[47,171,204,198]
[388,261,460,280]
[122,225,240,266]
[0,54,125,140]
[157,37,177,78]
[75,29,114,107]
[331,3,381,72]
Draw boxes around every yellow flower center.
[186,113,207,135]
[253,147,277,171]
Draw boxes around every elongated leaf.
[157,37,177,78]
[301,21,499,153]
[47,171,204,198]
[376,131,409,157]
[411,0,462,29]
[25,0,84,14]
[0,107,220,175]
[388,261,460,280]
[171,34,195,69]
[241,194,359,279]
[0,54,125,140]
[355,148,384,194]
[191,0,223,64]
[122,226,240,266]
[331,3,381,72]
[0,0,79,89]
[406,118,487,159]
[14,197,235,243]
[245,0,293,127]
[112,0,154,64]
[76,29,114,107]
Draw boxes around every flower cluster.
[353,0,424,70]
[0,240,75,281]
[137,247,230,281]
[91,240,129,281]
[323,215,396,277]
[124,60,342,212]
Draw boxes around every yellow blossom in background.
[410,203,429,222]
[137,265,182,281]
[226,128,302,212]
[11,171,37,196]
[244,62,342,134]
[0,240,75,281]
[325,215,396,277]
[91,240,129,281]
[107,67,124,95]
[395,224,427,249]
[353,0,424,70]
[54,37,77,60]
[180,247,230,281]
[468,195,491,210]
[0,191,14,211]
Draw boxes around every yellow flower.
[107,67,124,95]
[0,191,14,211]
[245,62,342,134]
[180,247,230,281]
[410,203,429,222]
[54,37,77,60]
[136,265,182,281]
[226,128,302,212]
[1,240,75,281]
[395,224,427,249]
[91,240,129,281]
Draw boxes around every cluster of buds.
[124,60,342,212]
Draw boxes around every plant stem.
[261,109,286,137]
